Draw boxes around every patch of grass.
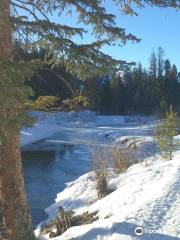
[41,207,98,238]
[112,148,132,173]
[89,146,110,199]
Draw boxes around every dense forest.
[17,45,180,115]
[93,47,180,115]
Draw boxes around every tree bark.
[0,134,35,240]
[0,1,35,240]
[0,0,12,59]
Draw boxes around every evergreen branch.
[145,0,180,8]
[42,67,74,95]
[14,0,50,22]
[10,1,40,21]
[11,17,86,38]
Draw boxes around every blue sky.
[55,3,180,70]
[102,5,180,70]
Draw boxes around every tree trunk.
[0,0,12,59]
[0,134,35,240]
[0,1,35,240]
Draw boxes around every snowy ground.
[21,112,180,240]
[35,153,180,240]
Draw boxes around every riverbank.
[20,112,180,239]
[36,148,180,240]
[21,111,156,148]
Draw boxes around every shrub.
[89,142,138,197]
[89,146,109,199]
[156,106,179,160]
[25,96,60,111]
[41,207,98,238]
[61,95,90,111]
[112,139,139,174]
[112,148,132,173]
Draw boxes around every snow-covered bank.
[21,113,180,240]
[36,149,180,240]
[21,123,61,147]
[21,111,156,148]
[20,111,96,147]
[20,111,180,239]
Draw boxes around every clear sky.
[102,5,180,70]
[54,3,180,70]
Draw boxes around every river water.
[21,126,109,226]
[22,143,91,226]
[21,121,148,226]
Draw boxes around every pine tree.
[84,77,100,112]
[111,74,125,114]
[100,77,112,114]
[164,59,171,79]
[157,47,165,79]
[148,50,159,111]
[131,63,144,113]
[1,1,180,239]
[169,64,178,106]
[149,50,157,80]
[123,67,134,113]
[156,106,178,160]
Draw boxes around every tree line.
[24,46,180,115]
[86,47,180,115]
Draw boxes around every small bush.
[41,207,98,238]
[89,142,138,198]
[112,143,139,173]
[61,95,90,111]
[25,96,60,111]
[95,170,108,198]
[156,107,179,160]
[112,148,131,173]
[89,146,110,199]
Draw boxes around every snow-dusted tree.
[0,1,180,240]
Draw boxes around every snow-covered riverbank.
[20,112,180,239]
[36,151,180,240]
[21,111,156,147]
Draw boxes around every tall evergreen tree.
[164,59,171,79]
[168,64,178,106]
[149,50,157,80]
[157,47,165,79]
[132,64,149,113]
[84,77,100,112]
[148,50,159,111]
[100,77,112,114]
[111,74,125,114]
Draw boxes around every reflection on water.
[22,145,91,226]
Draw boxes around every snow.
[20,111,180,240]
[20,123,61,147]
[36,151,180,240]
[21,111,155,148]
[21,111,95,147]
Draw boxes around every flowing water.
[21,125,121,226]
[22,144,91,226]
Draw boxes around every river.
[21,118,151,226]
[22,142,91,226]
